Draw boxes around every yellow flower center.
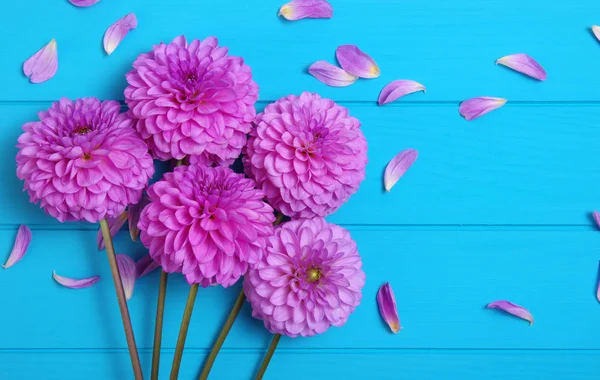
[306,267,321,283]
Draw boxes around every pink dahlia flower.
[244,92,368,218]
[16,98,155,223]
[125,35,259,162]
[138,164,275,287]
[244,218,365,337]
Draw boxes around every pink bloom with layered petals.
[16,98,154,223]
[138,164,275,286]
[244,92,368,218]
[244,218,365,337]
[125,35,259,162]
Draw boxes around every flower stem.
[170,283,199,380]
[150,270,169,380]
[100,219,143,380]
[198,288,246,380]
[255,334,281,380]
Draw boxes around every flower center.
[306,267,322,283]
[73,126,92,135]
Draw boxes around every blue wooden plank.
[1,350,599,380]
[4,103,600,226]
[1,1,600,101]
[1,228,599,350]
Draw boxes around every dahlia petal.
[104,13,137,55]
[3,225,32,269]
[459,97,507,121]
[377,282,401,333]
[593,26,600,42]
[487,300,533,325]
[336,45,380,79]
[378,80,426,105]
[308,61,357,87]
[23,39,58,84]
[496,54,546,81]
[116,254,136,300]
[68,0,100,6]
[593,211,600,229]
[136,254,160,278]
[384,149,418,192]
[97,212,127,251]
[53,271,100,289]
[279,0,333,20]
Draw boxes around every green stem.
[100,219,144,380]
[170,284,199,380]
[198,289,246,380]
[150,270,169,380]
[255,334,281,380]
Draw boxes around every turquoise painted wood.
[1,0,599,379]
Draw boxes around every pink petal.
[104,13,137,55]
[3,225,32,269]
[53,271,100,289]
[487,300,533,325]
[593,211,600,229]
[136,254,160,278]
[97,212,127,251]
[68,0,100,6]
[23,39,58,84]
[308,61,358,87]
[459,96,507,121]
[117,254,136,300]
[128,194,148,241]
[377,282,401,333]
[336,44,380,79]
[278,0,332,20]
[597,261,600,303]
[378,80,426,105]
[592,26,600,42]
[384,149,418,192]
[496,54,547,81]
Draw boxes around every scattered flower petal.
[597,261,600,302]
[97,212,127,251]
[459,97,507,121]
[377,282,401,333]
[378,80,426,105]
[103,13,137,55]
[117,254,136,300]
[128,194,148,241]
[384,149,418,192]
[487,300,533,325]
[592,26,600,41]
[3,225,32,269]
[53,271,100,289]
[593,211,600,229]
[278,0,333,20]
[136,254,160,278]
[496,54,547,81]
[68,0,100,6]
[308,61,358,87]
[23,39,58,84]
[336,45,380,78]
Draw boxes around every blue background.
[2,0,600,379]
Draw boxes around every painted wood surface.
[1,0,599,379]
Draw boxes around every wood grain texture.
[2,0,600,379]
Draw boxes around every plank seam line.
[1,348,599,353]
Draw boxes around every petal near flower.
[278,0,333,20]
[593,26,600,41]
[336,45,380,78]
[496,54,547,81]
[593,211,600,229]
[53,271,100,289]
[117,254,136,300]
[384,149,418,192]
[23,39,58,84]
[459,97,507,121]
[3,225,32,269]
[68,0,100,6]
[377,282,401,333]
[97,212,127,251]
[104,13,137,55]
[487,300,533,325]
[136,254,160,278]
[308,61,358,87]
[378,80,426,105]
[596,261,600,303]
